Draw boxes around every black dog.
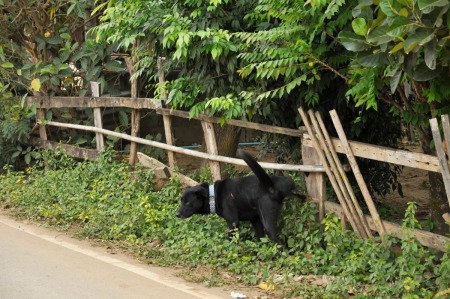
[176,149,304,245]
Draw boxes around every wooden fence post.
[90,82,104,151]
[430,116,450,208]
[158,57,175,167]
[201,121,222,181]
[301,134,326,225]
[36,108,47,141]
[125,53,141,166]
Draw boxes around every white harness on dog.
[209,184,216,214]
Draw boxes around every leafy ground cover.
[0,149,449,298]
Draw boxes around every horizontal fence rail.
[39,120,324,173]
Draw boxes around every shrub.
[0,148,448,298]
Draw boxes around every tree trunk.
[215,124,241,178]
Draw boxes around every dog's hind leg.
[257,199,283,245]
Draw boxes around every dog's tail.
[237,149,275,194]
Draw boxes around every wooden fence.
[26,95,450,251]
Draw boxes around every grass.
[0,148,449,298]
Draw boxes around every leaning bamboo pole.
[313,111,373,238]
[329,110,386,242]
[38,120,325,173]
[299,107,364,238]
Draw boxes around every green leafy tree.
[92,0,259,164]
[0,0,129,166]
[339,0,450,232]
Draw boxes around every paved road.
[0,213,244,299]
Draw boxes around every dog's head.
[176,182,209,219]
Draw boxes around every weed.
[0,149,448,298]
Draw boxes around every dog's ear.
[195,184,209,198]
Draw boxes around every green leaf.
[367,25,393,45]
[418,0,449,11]
[403,30,435,53]
[357,52,389,66]
[60,33,71,40]
[75,137,87,145]
[412,64,441,81]
[379,0,401,17]
[424,41,436,70]
[47,35,64,45]
[387,17,415,37]
[390,69,402,93]
[105,60,125,72]
[35,34,46,46]
[338,31,369,51]
[352,18,368,36]
[1,61,14,68]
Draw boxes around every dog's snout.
[175,210,181,218]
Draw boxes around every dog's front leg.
[250,218,265,239]
[226,220,240,240]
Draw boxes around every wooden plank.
[137,152,197,186]
[299,107,363,237]
[311,110,371,238]
[90,82,104,150]
[311,198,450,252]
[36,109,47,140]
[27,137,99,160]
[301,135,326,227]
[42,120,324,172]
[430,118,450,208]
[201,121,222,181]
[129,109,140,165]
[157,57,175,167]
[27,96,158,109]
[157,108,305,137]
[126,55,141,166]
[330,110,386,242]
[302,132,441,173]
[162,115,175,167]
[442,115,450,160]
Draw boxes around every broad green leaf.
[387,17,415,37]
[47,35,64,45]
[1,61,14,68]
[397,0,414,6]
[352,0,374,17]
[35,34,46,44]
[352,18,368,36]
[338,31,369,51]
[75,137,87,145]
[367,25,393,45]
[412,64,441,81]
[50,76,60,86]
[418,0,449,11]
[379,0,401,17]
[60,33,71,40]
[403,30,435,53]
[424,41,436,70]
[390,69,402,93]
[357,52,389,66]
[390,41,404,53]
[105,60,125,72]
